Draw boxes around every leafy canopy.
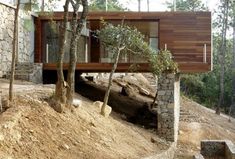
[165,0,208,11]
[89,0,127,11]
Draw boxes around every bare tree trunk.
[151,90,158,108]
[67,35,77,104]
[9,0,20,101]
[147,0,149,12]
[101,48,122,115]
[41,0,45,11]
[217,0,229,115]
[55,0,69,104]
[66,0,88,105]
[229,7,235,121]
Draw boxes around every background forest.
[166,0,235,115]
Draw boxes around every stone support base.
[155,73,180,142]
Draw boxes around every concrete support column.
[156,73,180,142]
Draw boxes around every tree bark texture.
[55,0,69,104]
[229,6,235,119]
[9,0,20,101]
[101,48,122,115]
[66,0,88,105]
[217,0,229,114]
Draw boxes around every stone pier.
[154,73,180,142]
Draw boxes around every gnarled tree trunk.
[55,0,69,104]
[66,0,88,105]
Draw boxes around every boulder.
[72,99,82,108]
[93,101,112,117]
[120,85,136,97]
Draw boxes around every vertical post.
[138,0,141,12]
[85,38,88,63]
[203,44,207,63]
[46,44,49,63]
[165,43,167,51]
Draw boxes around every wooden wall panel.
[34,17,42,63]
[38,12,212,73]
[159,12,211,72]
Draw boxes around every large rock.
[120,85,137,97]
[93,101,112,117]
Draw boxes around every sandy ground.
[175,97,235,159]
[94,74,235,159]
[0,78,169,159]
[1,76,235,159]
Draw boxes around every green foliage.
[165,0,208,11]
[150,50,178,76]
[180,35,234,110]
[89,0,127,11]
[97,22,178,76]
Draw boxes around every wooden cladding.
[34,18,42,63]
[36,12,212,73]
[159,12,211,65]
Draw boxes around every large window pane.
[42,21,89,63]
[99,20,159,63]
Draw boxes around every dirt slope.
[94,74,235,158]
[0,79,169,159]
[1,76,235,159]
[175,97,235,158]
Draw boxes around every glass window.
[42,21,90,63]
[0,0,15,6]
[149,37,158,52]
[99,20,159,63]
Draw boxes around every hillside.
[0,78,235,159]
[175,97,235,158]
[0,79,169,159]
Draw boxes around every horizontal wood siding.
[43,63,210,73]
[38,12,212,73]
[159,12,211,65]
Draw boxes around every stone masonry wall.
[0,3,14,77]
[18,10,34,63]
[154,73,180,142]
[0,2,34,77]
[195,140,235,159]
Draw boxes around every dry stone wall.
[0,2,34,77]
[154,73,180,142]
[195,140,235,159]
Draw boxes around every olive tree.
[55,0,88,107]
[97,22,178,116]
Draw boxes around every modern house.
[0,1,212,142]
[35,12,212,74]
[34,11,212,142]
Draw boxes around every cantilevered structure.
[35,12,212,73]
